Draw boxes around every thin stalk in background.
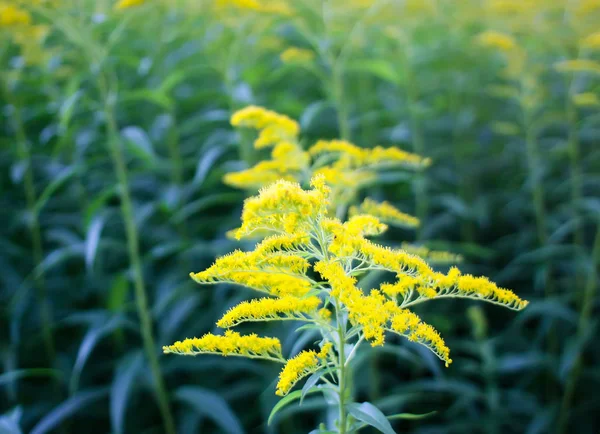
[404,56,428,241]
[7,96,55,366]
[522,102,558,402]
[565,80,585,302]
[99,76,177,434]
[522,106,554,296]
[557,217,600,433]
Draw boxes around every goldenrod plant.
[164,108,528,433]
[3,0,600,433]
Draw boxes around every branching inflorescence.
[164,106,528,431]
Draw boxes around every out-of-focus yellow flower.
[280,47,315,64]
[350,198,420,229]
[577,0,600,14]
[0,4,31,26]
[476,30,517,51]
[581,32,600,50]
[573,92,600,107]
[555,59,600,75]
[115,0,146,10]
[215,0,261,10]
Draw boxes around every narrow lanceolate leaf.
[30,388,108,434]
[268,389,320,426]
[110,352,144,434]
[174,386,244,434]
[346,402,397,434]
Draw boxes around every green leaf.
[346,402,396,434]
[30,388,108,434]
[110,353,144,434]
[0,369,62,387]
[386,411,437,421]
[174,386,244,434]
[121,126,157,166]
[85,214,105,272]
[33,166,78,214]
[301,371,326,404]
[345,60,401,85]
[268,389,320,426]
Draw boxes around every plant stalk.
[557,218,600,433]
[10,101,55,365]
[336,301,348,434]
[102,97,177,434]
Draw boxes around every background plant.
[1,0,599,433]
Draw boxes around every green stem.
[406,63,428,241]
[557,218,600,433]
[332,64,351,141]
[566,92,585,300]
[102,95,176,434]
[524,120,553,295]
[10,100,55,365]
[524,116,557,400]
[336,301,348,434]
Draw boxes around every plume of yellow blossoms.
[164,175,528,400]
[0,2,50,65]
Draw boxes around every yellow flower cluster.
[0,4,30,26]
[190,249,312,297]
[226,106,429,209]
[231,105,300,148]
[350,198,420,229]
[216,296,321,328]
[276,345,331,396]
[0,3,49,65]
[163,330,282,360]
[280,47,315,64]
[388,307,451,366]
[581,32,600,50]
[313,259,450,362]
[476,30,517,51]
[234,177,330,239]
[168,174,527,395]
[573,92,600,107]
[555,59,600,75]
[115,0,145,10]
[309,139,430,170]
[400,242,463,264]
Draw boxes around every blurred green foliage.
[1,0,599,433]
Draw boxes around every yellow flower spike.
[318,342,333,359]
[309,140,429,170]
[555,59,600,75]
[190,250,313,297]
[388,308,452,367]
[216,296,321,328]
[276,350,323,396]
[0,4,31,26]
[400,243,463,264]
[318,307,332,321]
[230,106,300,146]
[476,30,517,51]
[114,0,146,10]
[235,177,330,238]
[344,214,388,237]
[280,47,315,64]
[351,198,420,229]
[581,32,600,50]
[572,92,600,107]
[380,275,420,298]
[163,330,282,361]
